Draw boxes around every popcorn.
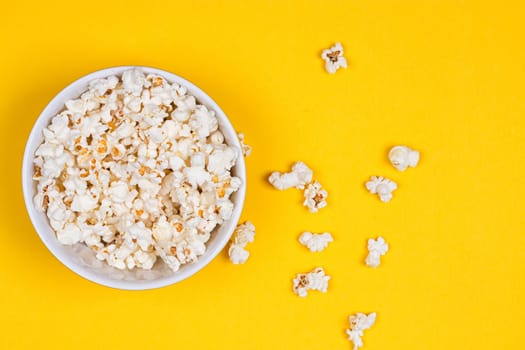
[122,69,147,96]
[269,162,313,190]
[365,176,397,202]
[365,236,389,268]
[388,145,420,171]
[88,76,118,96]
[56,222,82,245]
[33,69,242,271]
[209,131,224,145]
[292,267,330,297]
[346,312,376,350]
[321,42,348,74]
[184,153,212,187]
[228,221,255,264]
[228,244,250,265]
[237,132,252,157]
[269,161,327,212]
[303,181,328,213]
[207,147,238,175]
[70,194,98,213]
[298,232,333,252]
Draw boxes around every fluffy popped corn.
[321,42,348,74]
[268,161,313,190]
[292,267,330,297]
[237,132,252,157]
[365,176,397,202]
[365,236,389,268]
[298,231,333,252]
[303,181,328,213]
[346,312,376,350]
[33,68,243,272]
[269,162,328,212]
[389,145,420,171]
[228,221,255,264]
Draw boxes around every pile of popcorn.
[33,68,242,272]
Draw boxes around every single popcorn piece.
[268,161,313,190]
[237,132,252,157]
[346,312,377,350]
[303,181,328,213]
[321,42,348,74]
[33,69,243,272]
[389,145,420,171]
[365,176,397,202]
[292,267,330,297]
[228,244,250,264]
[365,236,389,268]
[298,231,333,252]
[228,221,256,264]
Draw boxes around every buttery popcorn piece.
[298,232,333,252]
[346,312,376,350]
[365,176,397,202]
[228,244,250,265]
[389,145,420,171]
[365,236,389,268]
[292,267,330,297]
[33,69,242,271]
[303,181,328,213]
[321,42,348,74]
[228,221,256,264]
[268,161,313,190]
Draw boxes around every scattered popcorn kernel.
[228,221,256,264]
[365,176,397,202]
[33,68,243,271]
[228,244,250,264]
[389,145,420,171]
[321,42,348,74]
[298,231,333,252]
[346,312,376,350]
[269,161,328,213]
[365,236,389,268]
[237,132,252,157]
[292,267,330,297]
[268,161,313,190]
[303,181,328,213]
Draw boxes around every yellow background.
[1,0,524,349]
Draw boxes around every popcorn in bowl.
[30,68,244,274]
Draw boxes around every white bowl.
[22,66,246,290]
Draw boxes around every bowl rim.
[21,65,246,290]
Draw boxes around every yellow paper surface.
[1,1,524,349]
